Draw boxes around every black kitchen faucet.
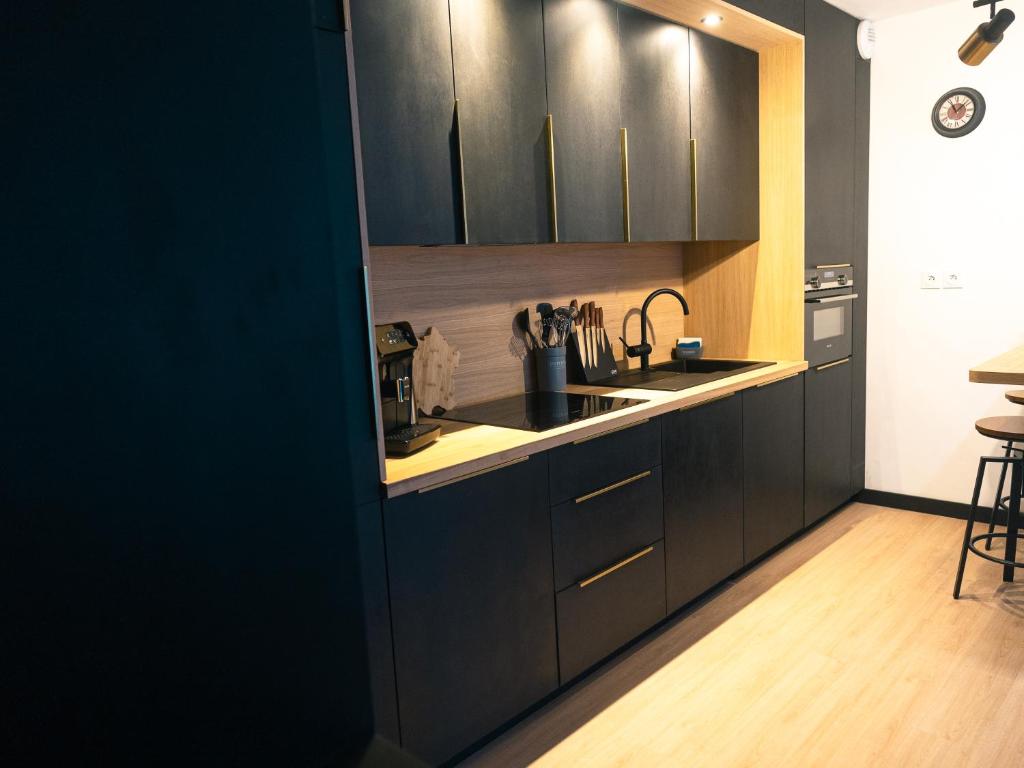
[620,288,691,371]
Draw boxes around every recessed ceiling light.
[701,14,723,27]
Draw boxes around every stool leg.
[955,459,987,599]
[1003,459,1022,583]
[986,442,1013,551]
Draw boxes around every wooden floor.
[463,504,1024,768]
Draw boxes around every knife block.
[568,326,619,384]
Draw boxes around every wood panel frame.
[358,1,807,487]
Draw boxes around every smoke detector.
[857,20,876,60]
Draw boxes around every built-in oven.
[804,266,857,367]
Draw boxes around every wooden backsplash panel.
[370,243,687,405]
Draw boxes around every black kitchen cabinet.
[543,0,623,243]
[556,540,666,682]
[383,456,558,765]
[743,374,804,562]
[851,54,870,494]
[804,360,853,526]
[350,0,460,245]
[450,0,551,244]
[727,0,805,34]
[618,5,692,242]
[355,501,401,743]
[663,394,744,613]
[805,0,857,268]
[548,417,662,504]
[689,29,760,241]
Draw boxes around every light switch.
[920,271,940,289]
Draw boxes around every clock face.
[932,87,986,138]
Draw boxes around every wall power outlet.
[943,271,964,289]
[920,271,940,289]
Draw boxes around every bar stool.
[984,390,1024,550]
[953,416,1024,598]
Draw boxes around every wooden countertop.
[383,360,808,498]
[969,345,1024,385]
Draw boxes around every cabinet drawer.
[555,540,666,683]
[551,465,663,591]
[549,417,661,505]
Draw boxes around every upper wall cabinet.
[350,1,460,246]
[689,30,760,241]
[726,0,805,34]
[618,6,692,242]
[805,0,857,268]
[450,0,551,244]
[543,0,623,243]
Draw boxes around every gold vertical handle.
[454,99,469,244]
[620,128,631,243]
[546,114,559,243]
[689,138,698,241]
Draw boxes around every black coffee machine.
[375,322,441,456]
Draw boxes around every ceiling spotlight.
[701,15,723,27]
[959,3,1015,66]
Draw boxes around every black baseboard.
[856,489,1003,524]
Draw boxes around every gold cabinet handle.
[756,372,802,388]
[418,456,528,494]
[575,470,651,504]
[815,264,852,269]
[678,392,735,412]
[579,545,655,589]
[546,114,559,243]
[620,128,631,243]
[572,418,649,445]
[689,138,698,241]
[454,99,469,244]
[815,357,851,371]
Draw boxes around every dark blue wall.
[3,2,379,764]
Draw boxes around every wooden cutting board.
[413,327,460,416]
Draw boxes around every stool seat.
[1007,390,1024,406]
[975,416,1024,442]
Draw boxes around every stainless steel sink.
[592,359,773,392]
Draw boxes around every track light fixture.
[959,0,1016,65]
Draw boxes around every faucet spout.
[625,288,691,371]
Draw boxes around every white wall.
[867,2,1024,503]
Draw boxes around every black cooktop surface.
[439,392,647,433]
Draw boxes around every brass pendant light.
[959,1,1016,65]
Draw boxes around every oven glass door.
[805,295,856,366]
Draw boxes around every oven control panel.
[805,266,854,294]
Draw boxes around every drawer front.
[551,465,664,591]
[555,540,666,683]
[549,417,661,505]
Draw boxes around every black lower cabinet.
[383,455,558,765]
[555,540,666,683]
[804,360,853,526]
[663,394,744,613]
[743,375,805,563]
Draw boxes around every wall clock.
[931,87,986,138]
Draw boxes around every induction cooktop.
[438,392,647,433]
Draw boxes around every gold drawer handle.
[579,545,656,589]
[573,418,650,445]
[678,392,735,412]
[417,456,529,494]
[546,114,559,243]
[620,127,631,243]
[690,138,698,241]
[454,99,469,244]
[575,470,652,505]
[815,263,852,269]
[815,357,851,371]
[756,372,802,388]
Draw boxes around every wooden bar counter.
[969,344,1024,385]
